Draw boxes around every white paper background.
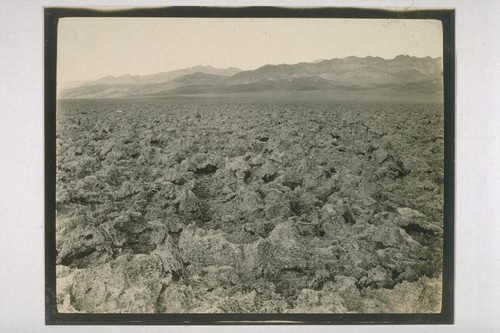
[1,0,499,332]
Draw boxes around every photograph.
[45,7,454,324]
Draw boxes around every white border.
[1,0,499,332]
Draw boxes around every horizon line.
[59,54,443,84]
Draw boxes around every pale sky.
[58,17,443,82]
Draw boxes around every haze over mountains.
[59,55,443,102]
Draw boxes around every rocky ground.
[55,98,444,313]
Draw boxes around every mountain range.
[58,55,443,101]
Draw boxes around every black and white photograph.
[4,0,500,332]
[46,7,454,324]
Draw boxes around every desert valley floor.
[55,97,444,313]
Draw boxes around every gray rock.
[256,222,308,279]
[178,226,242,274]
[156,284,195,313]
[58,254,167,313]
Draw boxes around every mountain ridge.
[58,55,443,101]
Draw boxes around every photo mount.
[45,6,455,325]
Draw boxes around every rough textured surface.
[57,254,166,313]
[56,99,444,313]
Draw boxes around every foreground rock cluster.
[56,98,444,313]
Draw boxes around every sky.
[57,18,443,82]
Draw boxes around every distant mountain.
[58,56,443,101]
[90,65,241,85]
[58,66,241,98]
[226,55,442,86]
[153,76,340,96]
[128,72,229,96]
